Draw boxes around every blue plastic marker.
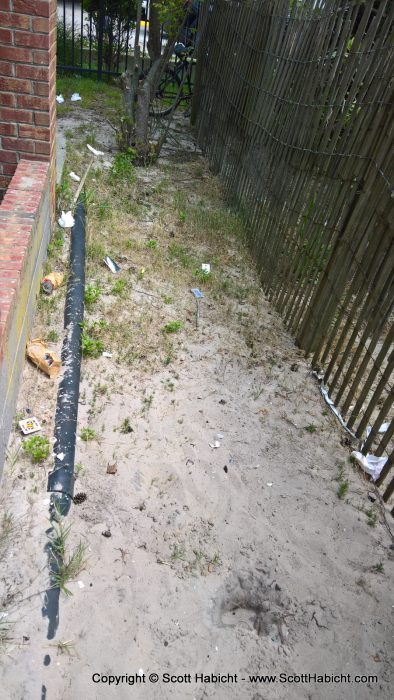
[191,288,204,327]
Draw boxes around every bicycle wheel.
[149,68,184,118]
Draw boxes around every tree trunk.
[147,4,161,61]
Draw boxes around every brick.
[2,163,17,176]
[33,81,49,97]
[0,260,25,271]
[1,106,33,123]
[33,49,49,66]
[19,153,48,163]
[0,28,12,43]
[34,112,49,126]
[0,11,30,29]
[2,137,35,153]
[31,16,49,33]
[35,141,50,155]
[0,92,16,106]
[18,124,50,140]
[0,251,24,263]
[0,123,17,136]
[13,1,51,17]
[0,77,32,94]
[14,31,49,49]
[0,175,11,189]
[0,46,32,63]
[16,64,49,81]
[17,94,48,110]
[0,151,18,163]
[0,61,14,77]
[0,1,11,11]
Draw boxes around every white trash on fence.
[351,451,387,481]
[365,423,390,439]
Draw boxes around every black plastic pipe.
[47,202,86,515]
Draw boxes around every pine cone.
[73,492,87,505]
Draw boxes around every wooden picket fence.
[194,0,394,508]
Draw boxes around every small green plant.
[373,562,384,574]
[178,211,187,222]
[337,481,349,499]
[110,149,136,182]
[84,283,101,307]
[23,435,50,463]
[162,321,183,334]
[142,393,154,411]
[0,510,15,557]
[50,513,72,560]
[163,355,172,366]
[47,329,59,343]
[304,424,317,433]
[80,427,96,442]
[163,295,173,304]
[75,463,84,478]
[50,640,76,656]
[194,268,212,283]
[193,549,205,563]
[51,540,88,596]
[365,509,378,528]
[111,278,127,296]
[171,546,186,561]
[162,379,175,392]
[81,331,104,358]
[119,418,133,434]
[147,239,157,250]
[5,444,21,472]
[0,618,14,654]
[335,462,346,482]
[168,243,193,269]
[209,553,222,568]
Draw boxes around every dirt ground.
[0,105,393,700]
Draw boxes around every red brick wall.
[0,0,56,213]
[0,159,51,472]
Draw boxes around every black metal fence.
[57,0,157,78]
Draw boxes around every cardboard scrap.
[26,339,61,379]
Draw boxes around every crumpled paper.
[69,171,81,182]
[58,210,75,228]
[70,92,82,101]
[56,94,64,104]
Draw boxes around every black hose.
[47,202,86,516]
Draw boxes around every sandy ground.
[0,111,393,700]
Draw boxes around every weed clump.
[23,435,50,463]
[80,428,96,442]
[81,331,104,358]
[163,321,183,334]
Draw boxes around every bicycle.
[149,44,195,118]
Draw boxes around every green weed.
[163,321,183,334]
[84,283,101,307]
[80,427,96,442]
[23,436,50,463]
[111,278,127,296]
[81,331,104,358]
